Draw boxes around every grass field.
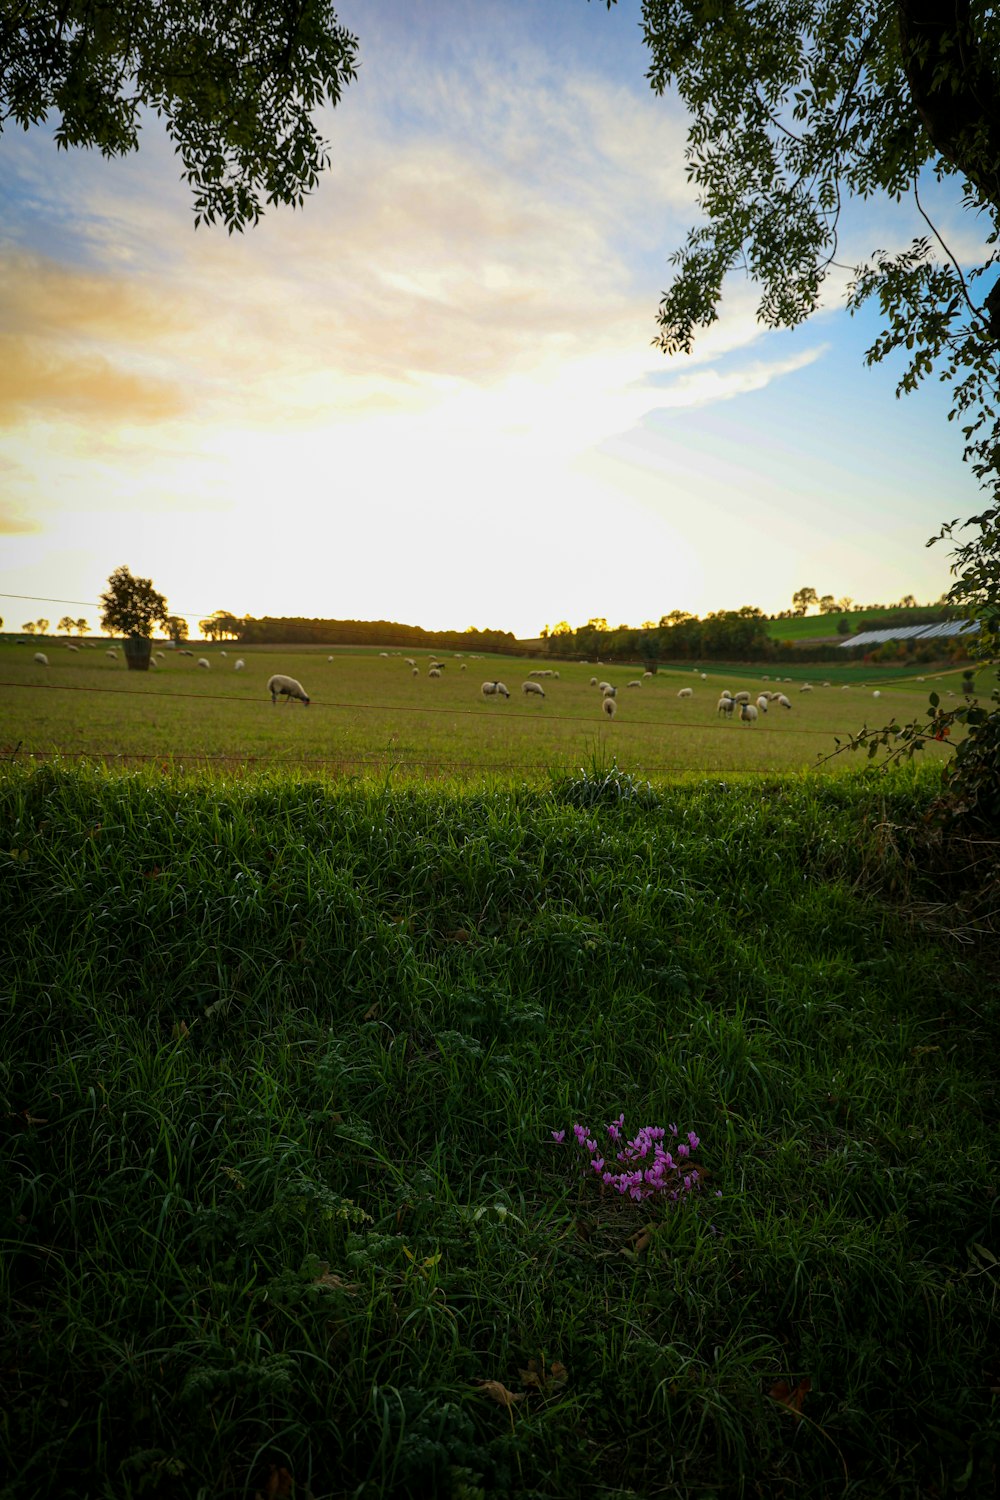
[0,641,966,780]
[1,763,997,1499]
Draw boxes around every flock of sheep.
[25,647,893,722]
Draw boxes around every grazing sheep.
[775,694,792,710]
[740,703,758,724]
[717,696,735,717]
[460,663,467,670]
[220,651,227,658]
[106,649,117,660]
[235,659,245,671]
[627,679,642,688]
[481,680,510,699]
[756,695,769,713]
[64,642,79,652]
[412,667,419,676]
[404,658,415,667]
[643,671,653,679]
[268,673,310,705]
[800,683,813,693]
[602,696,617,718]
[677,687,694,699]
[597,681,613,694]
[522,681,545,697]
[197,658,210,669]
[33,652,48,666]
[873,690,881,698]
[733,691,751,704]
[429,668,442,678]
[719,689,732,699]
[700,672,707,680]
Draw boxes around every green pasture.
[0,641,965,779]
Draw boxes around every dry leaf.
[261,1465,294,1498]
[518,1359,569,1392]
[362,1002,380,1021]
[171,1020,189,1040]
[769,1376,811,1415]
[444,928,471,943]
[476,1380,524,1409]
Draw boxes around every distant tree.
[587,617,609,634]
[99,565,168,639]
[36,618,49,635]
[791,587,818,617]
[837,598,854,613]
[660,610,693,627]
[75,618,89,635]
[898,594,918,609]
[22,622,35,634]
[640,619,658,631]
[165,615,189,645]
[200,611,240,641]
[837,617,852,635]
[57,615,75,635]
[551,621,573,637]
[818,595,838,614]
[0,2,359,233]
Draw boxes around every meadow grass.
[1,760,997,1499]
[0,642,963,781]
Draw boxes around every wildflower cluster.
[552,1115,707,1203]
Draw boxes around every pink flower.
[551,1129,565,1143]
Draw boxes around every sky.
[0,0,990,640]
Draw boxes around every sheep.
[719,689,732,699]
[33,651,48,666]
[643,671,653,679]
[106,649,117,660]
[197,658,210,669]
[597,681,613,694]
[677,687,694,699]
[404,658,415,667]
[522,681,545,697]
[481,680,510,699]
[64,642,79,652]
[602,696,617,718]
[733,691,751,704]
[220,650,227,658]
[717,696,735,717]
[460,663,467,670]
[740,703,758,724]
[235,659,245,671]
[800,683,813,693]
[756,695,769,713]
[627,679,642,688]
[590,677,598,687]
[412,667,419,676]
[775,694,792,709]
[872,690,881,699]
[268,673,310,705]
[602,685,617,699]
[379,651,389,657]
[429,668,442,678]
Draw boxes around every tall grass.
[1,762,997,1498]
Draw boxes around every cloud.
[0,504,40,535]
[0,334,186,425]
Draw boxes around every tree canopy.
[99,565,168,638]
[0,1,358,231]
[632,0,999,492]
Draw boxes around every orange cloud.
[0,334,186,425]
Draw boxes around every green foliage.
[0,1,359,231]
[0,765,998,1495]
[98,564,168,639]
[553,752,660,808]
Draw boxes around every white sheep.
[598,681,614,694]
[220,650,227,658]
[677,687,694,699]
[429,668,442,678]
[197,658,210,669]
[404,658,415,667]
[522,681,545,697]
[873,690,881,698]
[733,691,751,704]
[590,677,598,687]
[740,703,758,724]
[719,689,732,699]
[461,663,467,670]
[412,667,419,676]
[235,659,245,671]
[33,651,48,666]
[643,671,653,679]
[627,679,642,688]
[481,680,510,699]
[717,696,735,717]
[268,673,310,705]
[756,695,769,713]
[106,649,117,659]
[800,683,813,693]
[64,642,79,652]
[602,696,617,718]
[775,694,792,710]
